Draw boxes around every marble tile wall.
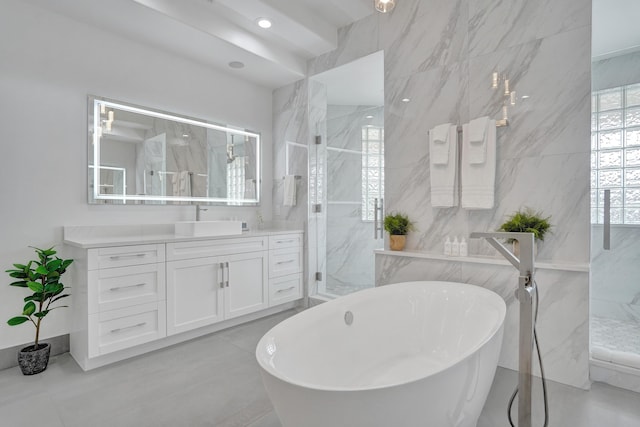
[591,225,640,326]
[590,52,640,332]
[325,106,384,294]
[272,79,326,297]
[303,0,591,388]
[375,255,590,389]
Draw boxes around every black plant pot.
[18,343,50,375]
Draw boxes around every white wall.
[0,0,273,350]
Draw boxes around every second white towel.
[429,123,458,207]
[461,117,496,209]
[283,175,297,207]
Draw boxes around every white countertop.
[64,224,303,249]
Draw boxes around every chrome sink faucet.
[196,204,208,221]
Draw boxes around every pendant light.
[374,0,396,13]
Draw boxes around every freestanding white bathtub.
[256,281,506,427]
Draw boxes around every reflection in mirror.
[88,96,260,205]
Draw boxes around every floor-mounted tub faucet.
[469,231,536,427]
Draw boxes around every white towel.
[171,171,191,197]
[429,123,451,165]
[429,124,458,207]
[461,118,496,209]
[467,117,489,164]
[244,179,256,199]
[283,175,297,207]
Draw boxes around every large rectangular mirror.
[88,96,260,205]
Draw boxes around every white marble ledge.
[374,249,589,273]
[64,224,303,249]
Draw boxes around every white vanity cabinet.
[268,234,303,305]
[166,237,268,335]
[70,244,167,367]
[65,227,303,371]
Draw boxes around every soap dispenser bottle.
[452,237,460,256]
[460,237,468,257]
[444,237,452,256]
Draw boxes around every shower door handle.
[603,189,610,250]
[378,198,384,239]
[374,198,379,239]
[374,198,384,239]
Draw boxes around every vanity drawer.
[88,264,166,314]
[89,302,166,357]
[269,274,302,306]
[88,244,165,270]
[269,247,303,278]
[167,237,267,261]
[269,234,302,250]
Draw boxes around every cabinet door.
[223,251,268,320]
[166,257,223,335]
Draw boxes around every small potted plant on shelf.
[498,208,552,256]
[6,247,73,375]
[384,212,415,251]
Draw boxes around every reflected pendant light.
[374,0,395,13]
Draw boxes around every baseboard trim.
[0,335,70,372]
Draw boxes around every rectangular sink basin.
[174,221,243,237]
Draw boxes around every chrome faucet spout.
[196,204,208,221]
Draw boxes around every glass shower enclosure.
[309,51,385,298]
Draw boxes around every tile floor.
[1,309,640,427]
[592,316,640,355]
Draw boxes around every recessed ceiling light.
[366,115,374,119]
[228,61,245,69]
[401,98,410,103]
[257,18,272,28]
[522,95,530,99]
[182,134,189,138]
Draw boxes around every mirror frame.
[88,95,261,205]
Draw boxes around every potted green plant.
[498,208,552,255]
[384,212,414,251]
[6,247,73,375]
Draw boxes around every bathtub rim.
[256,280,507,392]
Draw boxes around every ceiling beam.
[132,0,306,77]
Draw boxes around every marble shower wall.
[272,79,326,297]
[305,0,591,388]
[591,226,640,326]
[590,52,640,327]
[326,106,384,292]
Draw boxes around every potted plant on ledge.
[498,208,552,256]
[6,247,73,375]
[384,212,414,251]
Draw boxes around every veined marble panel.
[327,150,361,202]
[380,0,468,80]
[326,204,379,290]
[468,0,591,58]
[273,79,309,119]
[327,105,382,151]
[375,254,462,286]
[460,264,590,389]
[308,14,380,77]
[375,256,590,389]
[591,299,640,327]
[469,27,591,160]
[385,61,468,170]
[591,225,640,324]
